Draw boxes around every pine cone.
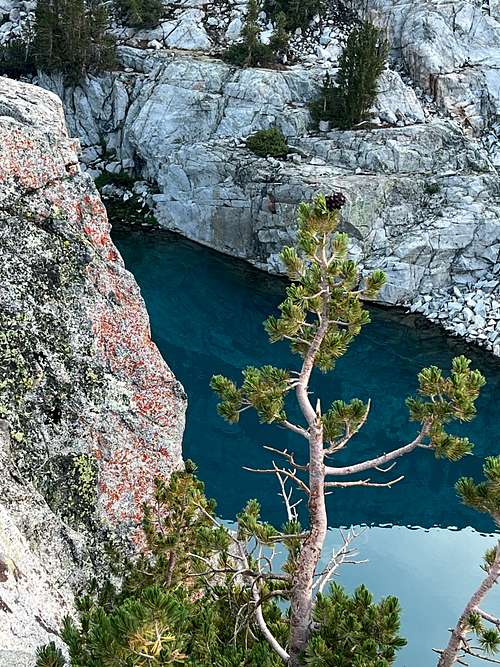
[325,192,347,211]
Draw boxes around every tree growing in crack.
[211,192,486,666]
[436,456,500,667]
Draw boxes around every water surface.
[114,229,499,666]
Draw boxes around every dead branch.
[243,464,310,495]
[264,445,308,470]
[325,475,404,489]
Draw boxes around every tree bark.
[437,540,500,667]
[288,423,327,667]
[288,244,330,666]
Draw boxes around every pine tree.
[223,0,275,68]
[36,465,408,667]
[242,0,261,65]
[309,71,336,125]
[269,11,290,61]
[113,0,163,29]
[437,457,500,667]
[32,0,115,82]
[331,21,388,129]
[264,0,324,31]
[212,193,485,666]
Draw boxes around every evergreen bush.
[269,11,290,61]
[264,0,324,32]
[308,71,336,125]
[223,0,277,68]
[246,127,289,157]
[36,466,407,667]
[0,37,35,77]
[309,22,388,130]
[332,21,388,129]
[113,0,163,29]
[31,0,116,82]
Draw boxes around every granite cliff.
[25,0,499,354]
[0,77,186,666]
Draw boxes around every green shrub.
[309,71,336,125]
[223,40,276,67]
[0,38,35,77]
[113,0,163,29]
[246,127,289,157]
[36,468,406,667]
[424,181,440,195]
[264,0,325,31]
[223,0,278,68]
[269,11,290,59]
[331,21,388,129]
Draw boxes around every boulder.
[0,77,186,661]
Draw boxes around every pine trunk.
[288,424,327,666]
[437,540,500,667]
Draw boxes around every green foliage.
[36,643,65,667]
[36,468,405,667]
[424,181,440,195]
[309,71,336,125]
[456,456,500,525]
[246,127,289,158]
[0,37,35,77]
[309,22,388,130]
[223,0,277,67]
[406,355,486,462]
[32,0,116,82]
[305,584,406,666]
[264,0,325,31]
[113,0,163,29]
[332,21,388,129]
[269,11,290,58]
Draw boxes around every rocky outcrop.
[367,0,500,139]
[19,0,496,354]
[0,76,186,665]
[36,42,500,353]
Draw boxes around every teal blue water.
[114,229,500,666]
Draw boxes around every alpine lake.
[114,228,500,667]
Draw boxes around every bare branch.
[280,420,309,440]
[313,529,366,594]
[276,469,297,522]
[375,462,397,473]
[463,650,500,664]
[325,475,405,489]
[251,577,290,662]
[264,445,308,470]
[324,425,429,477]
[476,609,500,628]
[243,464,310,495]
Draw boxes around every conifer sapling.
[212,192,485,666]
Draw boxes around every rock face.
[367,0,500,136]
[39,46,500,325]
[0,76,186,665]
[29,0,499,353]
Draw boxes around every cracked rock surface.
[0,77,186,664]
[23,0,499,354]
